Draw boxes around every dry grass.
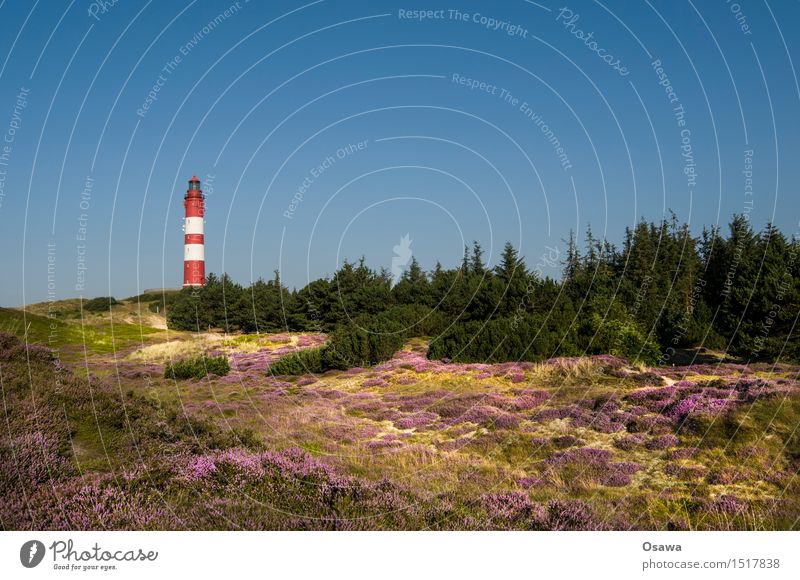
[127,333,224,362]
[75,332,800,529]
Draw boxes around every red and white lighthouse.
[183,175,205,287]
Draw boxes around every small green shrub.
[592,315,661,365]
[164,355,230,380]
[268,347,327,375]
[83,296,119,313]
[269,317,408,376]
[324,322,405,369]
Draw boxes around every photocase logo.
[20,540,45,568]
[391,234,413,286]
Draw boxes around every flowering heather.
[645,434,680,450]
[447,405,503,427]
[610,461,643,475]
[709,494,747,514]
[0,431,66,484]
[626,413,674,434]
[600,472,632,487]
[508,389,550,410]
[654,362,755,380]
[707,468,746,485]
[429,393,491,418]
[295,334,327,348]
[184,447,345,485]
[312,388,345,399]
[348,399,385,413]
[581,394,621,413]
[395,412,439,429]
[320,423,366,443]
[667,394,733,422]
[614,434,646,450]
[480,492,547,527]
[545,447,612,468]
[183,455,218,481]
[664,463,706,479]
[518,476,545,489]
[633,372,665,386]
[493,413,521,429]
[590,354,628,367]
[547,499,601,530]
[362,378,389,388]
[669,447,699,460]
[4,329,800,531]
[591,414,627,434]
[346,392,374,401]
[269,380,293,389]
[365,439,403,449]
[626,385,679,409]
[531,405,586,423]
[552,435,581,448]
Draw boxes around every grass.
[128,333,224,362]
[0,306,164,356]
[5,322,798,530]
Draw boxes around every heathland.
[1,215,799,530]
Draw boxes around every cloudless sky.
[0,0,798,305]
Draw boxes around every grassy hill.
[0,306,164,355]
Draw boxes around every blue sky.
[0,0,798,305]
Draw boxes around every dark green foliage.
[83,296,119,313]
[164,215,799,365]
[591,314,662,365]
[164,355,230,380]
[271,317,410,375]
[324,321,406,369]
[428,314,577,363]
[268,347,327,375]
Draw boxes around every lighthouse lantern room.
[183,175,205,287]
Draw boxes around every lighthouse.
[183,175,205,287]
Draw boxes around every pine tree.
[471,241,485,275]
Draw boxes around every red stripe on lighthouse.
[184,260,205,287]
[184,199,204,217]
[185,233,204,244]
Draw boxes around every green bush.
[164,355,230,380]
[269,316,410,376]
[427,315,567,363]
[592,315,661,365]
[268,347,327,375]
[363,304,448,337]
[325,320,406,369]
[83,296,119,313]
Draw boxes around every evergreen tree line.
[165,215,800,368]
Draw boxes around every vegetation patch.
[165,355,231,380]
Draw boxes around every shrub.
[268,347,327,376]
[427,315,563,363]
[325,322,406,369]
[83,296,119,313]
[366,304,447,337]
[164,355,230,380]
[592,315,661,365]
[269,315,410,376]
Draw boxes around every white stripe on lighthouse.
[184,243,205,261]
[185,216,204,234]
